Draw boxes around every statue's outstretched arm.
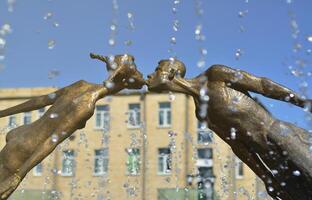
[207,65,310,110]
[0,84,72,118]
[0,94,55,118]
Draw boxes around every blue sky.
[0,0,311,129]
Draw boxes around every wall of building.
[0,88,269,200]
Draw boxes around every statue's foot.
[0,174,20,200]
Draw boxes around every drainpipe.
[232,151,237,200]
[52,148,59,196]
[184,94,190,199]
[141,92,147,200]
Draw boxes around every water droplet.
[49,113,58,119]
[232,96,240,104]
[195,25,202,35]
[43,12,53,20]
[238,10,248,18]
[307,35,312,43]
[61,131,67,135]
[51,134,59,143]
[280,123,291,136]
[293,170,301,176]
[48,70,60,79]
[108,38,115,46]
[172,7,177,14]
[48,40,55,49]
[173,20,179,32]
[110,24,116,31]
[197,60,205,68]
[53,22,60,28]
[170,37,176,44]
[280,182,286,187]
[235,49,243,60]
[105,81,115,89]
[48,93,56,99]
[303,101,311,112]
[1,23,12,35]
[200,48,207,56]
[230,127,237,140]
[168,130,177,137]
[267,186,274,192]
[168,92,175,101]
[124,40,132,46]
[128,78,135,83]
[7,0,16,12]
[271,169,278,175]
[0,38,6,48]
[127,12,133,19]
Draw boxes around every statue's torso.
[3,81,102,171]
[199,81,274,147]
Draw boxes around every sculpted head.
[90,53,145,89]
[146,58,188,93]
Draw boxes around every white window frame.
[235,157,244,179]
[33,163,43,176]
[197,121,213,144]
[61,150,75,176]
[8,115,17,127]
[158,102,171,127]
[197,148,213,160]
[126,148,140,175]
[94,148,109,176]
[158,148,171,175]
[37,107,46,119]
[22,112,32,125]
[127,103,141,128]
[94,105,110,131]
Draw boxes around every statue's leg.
[0,164,10,183]
[265,120,312,199]
[231,143,292,200]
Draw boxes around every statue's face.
[107,54,145,89]
[146,59,186,92]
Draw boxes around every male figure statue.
[146,59,312,200]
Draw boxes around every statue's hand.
[0,174,21,200]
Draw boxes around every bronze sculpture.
[0,53,145,200]
[146,59,312,200]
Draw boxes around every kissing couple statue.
[0,54,311,200]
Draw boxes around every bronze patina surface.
[0,53,144,200]
[146,59,312,200]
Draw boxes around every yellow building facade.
[0,87,269,200]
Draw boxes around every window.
[158,102,171,127]
[198,167,213,178]
[95,105,110,131]
[94,148,109,176]
[38,108,45,118]
[197,121,213,144]
[23,112,32,125]
[126,148,140,175]
[62,150,75,176]
[235,157,244,179]
[158,148,171,174]
[8,115,17,127]
[197,148,213,159]
[33,163,43,176]
[128,103,141,128]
